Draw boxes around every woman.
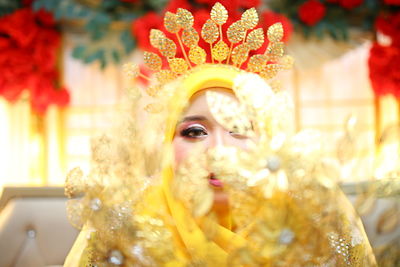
[65,3,376,266]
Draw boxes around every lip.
[208,173,223,187]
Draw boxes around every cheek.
[172,137,189,167]
[228,135,249,150]
[172,137,208,167]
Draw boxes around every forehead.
[182,88,236,117]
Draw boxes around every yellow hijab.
[65,64,376,266]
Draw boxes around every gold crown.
[124,2,293,97]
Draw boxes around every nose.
[208,128,232,148]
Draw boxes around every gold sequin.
[145,85,162,97]
[176,8,194,29]
[241,8,258,30]
[279,55,294,70]
[164,12,180,34]
[260,64,280,80]
[212,40,229,62]
[201,19,219,44]
[266,42,284,62]
[247,54,268,73]
[246,28,264,50]
[231,43,250,66]
[182,27,199,48]
[227,20,246,44]
[155,70,176,84]
[144,103,163,113]
[267,23,284,43]
[168,58,189,74]
[123,63,140,78]
[189,46,206,65]
[144,52,162,71]
[158,37,177,58]
[149,29,166,49]
[210,2,228,26]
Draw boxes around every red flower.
[0,7,68,112]
[369,43,400,98]
[164,0,192,12]
[261,10,293,43]
[384,0,400,5]
[298,0,326,26]
[239,0,261,9]
[35,9,56,27]
[375,13,400,47]
[338,0,363,9]
[32,28,60,71]
[197,0,237,8]
[52,87,70,107]
[0,49,35,101]
[0,8,38,48]
[131,12,163,52]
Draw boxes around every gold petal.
[201,19,219,44]
[269,79,282,92]
[122,63,140,78]
[164,12,180,34]
[155,70,176,84]
[65,167,85,198]
[149,29,166,49]
[66,198,84,229]
[246,28,264,50]
[210,2,228,25]
[168,58,189,74]
[145,85,162,97]
[212,40,229,62]
[206,90,253,137]
[176,8,194,29]
[182,27,199,48]
[259,64,281,80]
[279,55,294,70]
[267,23,283,43]
[247,54,268,73]
[231,43,250,66]
[227,20,246,44]
[189,46,206,65]
[241,8,258,30]
[158,37,177,58]
[266,41,284,61]
[145,103,163,113]
[143,52,162,71]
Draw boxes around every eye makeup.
[179,124,208,139]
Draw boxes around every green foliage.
[268,0,387,41]
[0,0,23,16]
[32,0,164,69]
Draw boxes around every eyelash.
[180,125,208,139]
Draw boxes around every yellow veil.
[64,2,377,266]
[65,64,376,266]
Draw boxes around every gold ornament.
[210,2,228,26]
[124,2,293,101]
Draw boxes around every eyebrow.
[179,115,207,123]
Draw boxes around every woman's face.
[173,88,249,205]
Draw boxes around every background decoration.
[0,1,69,114]
[269,0,399,41]
[32,0,166,68]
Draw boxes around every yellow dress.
[64,3,377,266]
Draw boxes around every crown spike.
[175,33,193,69]
[129,3,292,97]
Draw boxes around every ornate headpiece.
[124,2,293,100]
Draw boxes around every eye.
[180,125,208,139]
[229,130,248,139]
